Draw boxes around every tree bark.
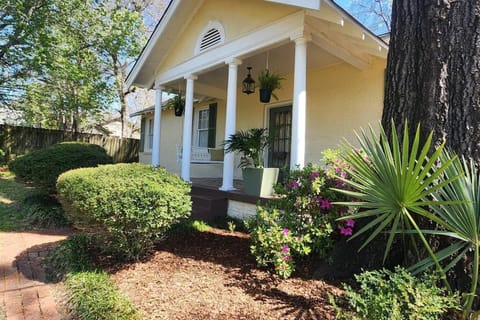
[382,0,480,161]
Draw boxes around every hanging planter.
[259,88,272,103]
[166,93,185,117]
[174,103,184,117]
[257,69,284,104]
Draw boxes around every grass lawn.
[0,170,33,231]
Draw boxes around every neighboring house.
[0,108,25,126]
[127,0,388,191]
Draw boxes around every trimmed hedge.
[57,163,191,260]
[8,142,113,189]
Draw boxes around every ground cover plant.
[57,163,191,261]
[247,151,355,278]
[44,234,140,319]
[341,267,459,320]
[9,142,113,189]
[64,271,140,320]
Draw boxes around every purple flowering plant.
[247,149,356,278]
[247,207,311,279]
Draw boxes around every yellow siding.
[159,0,299,72]
[235,58,385,166]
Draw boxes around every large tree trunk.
[382,1,480,160]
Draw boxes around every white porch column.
[181,74,197,182]
[220,58,242,191]
[290,35,310,170]
[151,85,163,167]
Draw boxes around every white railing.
[176,145,223,163]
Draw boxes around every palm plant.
[223,128,270,168]
[407,152,480,316]
[333,122,460,291]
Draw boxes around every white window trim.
[193,106,210,148]
[145,117,154,152]
[194,20,225,55]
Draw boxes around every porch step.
[190,194,228,222]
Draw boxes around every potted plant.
[166,93,185,117]
[257,69,284,103]
[223,128,279,197]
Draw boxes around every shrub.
[64,271,140,320]
[342,267,460,320]
[247,207,312,278]
[57,163,191,261]
[247,151,355,278]
[8,142,113,189]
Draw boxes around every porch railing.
[176,145,223,163]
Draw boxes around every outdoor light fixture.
[242,67,255,95]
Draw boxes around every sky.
[331,0,392,35]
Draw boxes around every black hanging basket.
[174,104,184,117]
[259,88,272,103]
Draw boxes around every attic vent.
[195,21,225,54]
[200,28,222,51]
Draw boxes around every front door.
[268,105,292,168]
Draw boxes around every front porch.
[190,178,271,222]
[145,6,387,191]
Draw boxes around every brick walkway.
[0,231,71,320]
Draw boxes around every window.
[194,103,217,148]
[147,118,154,151]
[197,109,209,147]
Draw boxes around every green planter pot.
[242,167,279,197]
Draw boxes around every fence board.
[0,125,139,163]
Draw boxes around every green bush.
[8,142,113,189]
[246,151,355,278]
[64,271,140,320]
[57,163,191,261]
[343,267,460,320]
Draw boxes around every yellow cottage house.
[127,0,388,219]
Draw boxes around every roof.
[126,0,388,89]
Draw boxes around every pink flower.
[311,171,319,179]
[346,219,355,228]
[335,166,342,173]
[291,181,300,189]
[282,228,289,236]
[340,171,347,179]
[317,196,333,210]
[334,179,347,187]
[283,255,292,261]
[282,245,289,253]
[340,227,353,236]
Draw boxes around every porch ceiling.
[162,41,342,101]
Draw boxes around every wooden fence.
[0,125,139,163]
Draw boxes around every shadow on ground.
[148,229,340,319]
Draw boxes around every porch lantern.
[242,67,255,95]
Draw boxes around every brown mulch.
[110,228,343,320]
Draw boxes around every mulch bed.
[110,228,343,320]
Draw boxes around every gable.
[157,0,300,75]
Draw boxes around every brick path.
[0,231,71,320]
